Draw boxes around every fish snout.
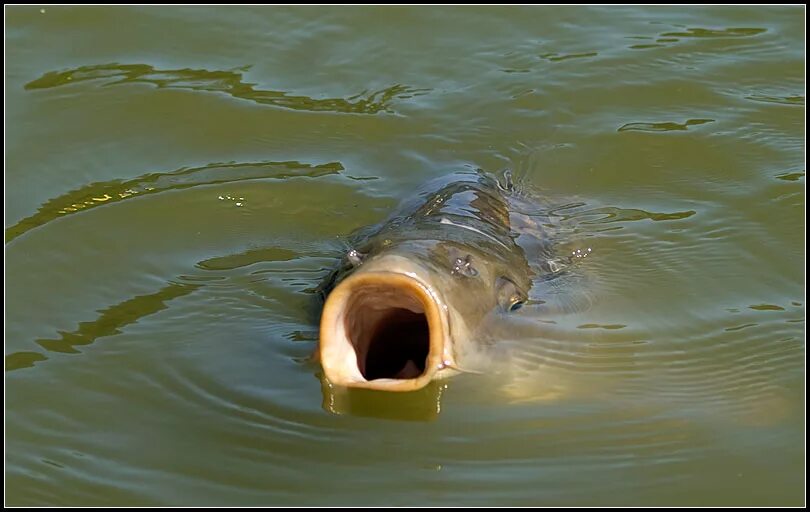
[318,271,452,391]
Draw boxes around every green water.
[5,5,804,506]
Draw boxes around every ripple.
[539,51,598,62]
[552,205,696,226]
[749,304,785,311]
[618,119,715,133]
[724,322,758,332]
[5,160,343,243]
[196,248,300,271]
[165,369,324,439]
[774,171,805,182]
[24,63,430,115]
[659,27,767,38]
[608,309,802,426]
[286,330,318,343]
[577,324,627,330]
[5,283,200,370]
[623,24,770,58]
[629,44,665,50]
[745,94,804,106]
[5,351,47,371]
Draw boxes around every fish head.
[318,238,530,392]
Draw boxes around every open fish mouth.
[319,271,450,391]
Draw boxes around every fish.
[316,169,573,394]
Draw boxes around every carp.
[316,170,567,393]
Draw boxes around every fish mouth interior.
[319,272,444,391]
[350,296,429,380]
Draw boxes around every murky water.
[5,6,804,506]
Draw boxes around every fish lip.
[318,271,450,392]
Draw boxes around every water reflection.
[5,160,344,243]
[618,119,715,133]
[5,283,200,370]
[320,376,447,421]
[25,63,430,114]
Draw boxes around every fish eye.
[496,276,527,312]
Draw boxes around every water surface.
[5,6,805,506]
